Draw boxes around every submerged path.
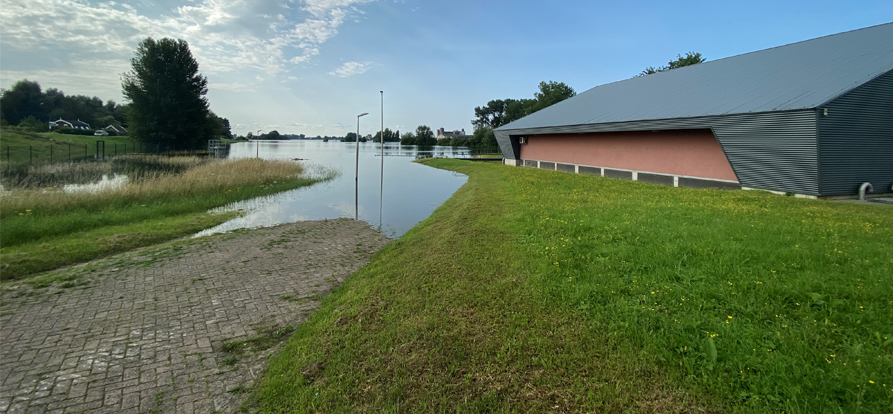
[0,219,390,413]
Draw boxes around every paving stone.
[0,219,389,413]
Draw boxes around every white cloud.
[209,82,256,92]
[0,0,373,77]
[328,61,372,77]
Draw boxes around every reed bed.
[1,158,318,278]
[1,157,302,216]
[1,155,213,188]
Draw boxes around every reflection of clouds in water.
[330,200,364,218]
[195,141,468,239]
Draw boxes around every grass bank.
[255,160,892,413]
[0,126,136,167]
[1,157,326,280]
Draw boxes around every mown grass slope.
[255,160,892,413]
[0,127,135,166]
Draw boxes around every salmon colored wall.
[520,130,739,182]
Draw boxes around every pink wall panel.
[520,130,739,182]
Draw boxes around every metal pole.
[380,91,384,226]
[355,113,368,220]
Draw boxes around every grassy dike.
[1,158,325,280]
[255,159,892,413]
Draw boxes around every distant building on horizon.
[437,127,469,139]
[48,118,91,130]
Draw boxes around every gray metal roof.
[498,23,893,131]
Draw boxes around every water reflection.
[195,141,471,238]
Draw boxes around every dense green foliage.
[471,81,576,131]
[372,128,400,143]
[122,38,223,150]
[0,79,126,128]
[398,125,437,146]
[255,160,892,413]
[638,52,706,76]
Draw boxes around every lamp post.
[256,130,262,158]
[379,91,384,226]
[356,113,369,219]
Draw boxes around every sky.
[1,0,891,137]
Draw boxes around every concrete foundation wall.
[519,130,738,182]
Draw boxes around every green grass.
[1,159,326,280]
[0,126,136,167]
[254,160,892,413]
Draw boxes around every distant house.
[104,125,127,135]
[437,128,469,139]
[94,130,109,136]
[49,118,91,130]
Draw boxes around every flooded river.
[195,141,477,238]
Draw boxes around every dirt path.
[0,219,390,413]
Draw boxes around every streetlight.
[379,91,384,226]
[355,113,369,219]
[256,130,262,158]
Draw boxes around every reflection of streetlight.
[256,130,262,158]
[355,113,368,220]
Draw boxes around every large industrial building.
[495,23,893,198]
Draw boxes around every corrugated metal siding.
[713,111,819,195]
[819,70,893,196]
[497,110,820,195]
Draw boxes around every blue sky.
[1,0,891,136]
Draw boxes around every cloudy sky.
[2,0,891,136]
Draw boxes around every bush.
[17,116,46,132]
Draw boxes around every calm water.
[195,141,474,238]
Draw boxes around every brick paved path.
[0,219,390,413]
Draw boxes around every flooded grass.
[0,158,324,280]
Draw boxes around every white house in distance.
[48,118,91,130]
[436,127,469,139]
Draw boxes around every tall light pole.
[379,91,384,226]
[356,113,369,219]
[256,130,262,158]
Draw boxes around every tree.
[638,52,705,76]
[0,80,46,125]
[471,81,574,130]
[414,125,436,146]
[399,132,416,145]
[342,132,358,142]
[531,81,576,112]
[372,128,400,143]
[122,38,214,149]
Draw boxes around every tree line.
[1,38,233,149]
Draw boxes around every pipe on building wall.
[858,182,873,201]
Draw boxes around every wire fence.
[2,141,212,172]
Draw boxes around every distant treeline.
[1,79,233,141]
[0,80,127,130]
